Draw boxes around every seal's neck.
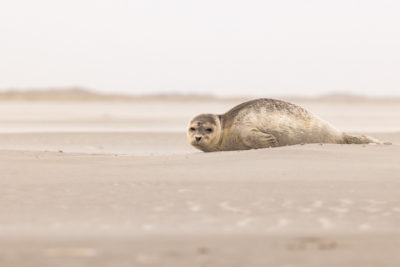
[215,115,224,148]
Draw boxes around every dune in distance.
[0,88,219,101]
[1,87,400,102]
[0,87,400,267]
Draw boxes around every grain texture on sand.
[1,142,400,267]
[1,98,400,266]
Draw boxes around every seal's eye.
[205,128,213,133]
[189,127,196,132]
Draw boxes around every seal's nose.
[195,136,202,142]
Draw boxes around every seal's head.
[187,114,222,152]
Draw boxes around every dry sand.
[0,98,400,267]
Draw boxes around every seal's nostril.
[195,136,202,142]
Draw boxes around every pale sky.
[0,0,399,97]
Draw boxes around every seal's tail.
[342,133,391,145]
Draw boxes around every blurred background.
[0,0,399,98]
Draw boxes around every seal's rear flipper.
[342,133,387,144]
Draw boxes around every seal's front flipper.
[242,129,279,149]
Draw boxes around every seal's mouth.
[191,136,205,146]
[191,138,204,147]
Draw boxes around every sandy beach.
[1,97,400,266]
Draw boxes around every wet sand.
[0,99,400,266]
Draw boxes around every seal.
[187,98,385,152]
